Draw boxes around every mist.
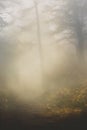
[0,0,87,116]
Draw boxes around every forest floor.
[0,80,87,129]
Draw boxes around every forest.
[0,0,87,129]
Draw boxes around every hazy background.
[0,0,87,116]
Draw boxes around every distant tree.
[47,0,87,56]
[0,17,7,30]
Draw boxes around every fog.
[0,0,87,115]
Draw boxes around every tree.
[47,0,87,56]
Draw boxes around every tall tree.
[47,0,87,56]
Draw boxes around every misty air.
[0,0,87,129]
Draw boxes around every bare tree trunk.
[34,1,44,86]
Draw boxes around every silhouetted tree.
[47,0,87,56]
